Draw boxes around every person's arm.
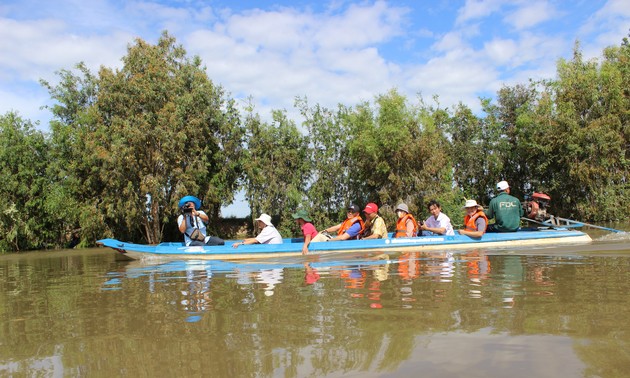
[329,232,351,241]
[421,223,446,235]
[485,203,494,219]
[195,210,209,222]
[302,234,312,255]
[363,218,386,239]
[324,223,341,234]
[459,229,484,238]
[178,216,187,233]
[329,223,359,241]
[232,237,259,248]
[406,219,415,237]
[460,218,486,238]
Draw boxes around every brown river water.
[1,228,630,377]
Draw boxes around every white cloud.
[314,0,408,48]
[580,0,630,58]
[0,17,130,82]
[483,38,517,65]
[456,0,504,24]
[183,1,408,121]
[503,1,557,30]
[1,0,629,134]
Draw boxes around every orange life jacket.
[464,210,489,232]
[395,214,419,238]
[338,215,365,239]
[397,252,421,280]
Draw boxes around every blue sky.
[1,0,629,216]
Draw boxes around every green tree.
[447,102,501,205]
[536,41,629,220]
[0,113,54,251]
[43,31,244,244]
[40,62,105,247]
[242,108,310,236]
[296,97,353,227]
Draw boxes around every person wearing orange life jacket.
[459,199,488,238]
[313,204,365,241]
[393,203,419,238]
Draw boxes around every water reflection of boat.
[98,228,591,261]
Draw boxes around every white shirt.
[177,211,209,246]
[423,212,455,236]
[255,225,283,244]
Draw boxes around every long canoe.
[98,228,592,261]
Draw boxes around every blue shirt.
[346,222,362,238]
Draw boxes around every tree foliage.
[0,113,53,251]
[241,108,310,236]
[39,31,244,246]
[1,32,628,253]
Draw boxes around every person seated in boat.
[361,202,388,239]
[420,200,455,236]
[177,195,225,246]
[232,213,283,248]
[486,180,523,232]
[459,199,488,238]
[314,204,365,241]
[292,210,319,255]
[393,203,419,238]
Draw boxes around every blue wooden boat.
[98,228,591,261]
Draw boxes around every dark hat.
[347,204,360,213]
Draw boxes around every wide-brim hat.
[178,195,201,209]
[255,213,274,226]
[462,199,480,209]
[292,210,312,222]
[395,203,409,213]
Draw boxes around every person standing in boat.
[292,210,319,255]
[232,213,283,248]
[420,200,455,236]
[177,196,225,246]
[361,203,388,239]
[486,180,523,232]
[393,203,419,238]
[459,199,488,238]
[314,204,365,241]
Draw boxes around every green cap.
[291,210,312,222]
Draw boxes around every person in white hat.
[459,199,488,238]
[486,180,523,232]
[232,213,283,248]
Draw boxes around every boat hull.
[98,229,592,261]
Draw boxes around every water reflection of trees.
[1,252,630,376]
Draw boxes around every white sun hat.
[463,199,479,208]
[255,213,273,226]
